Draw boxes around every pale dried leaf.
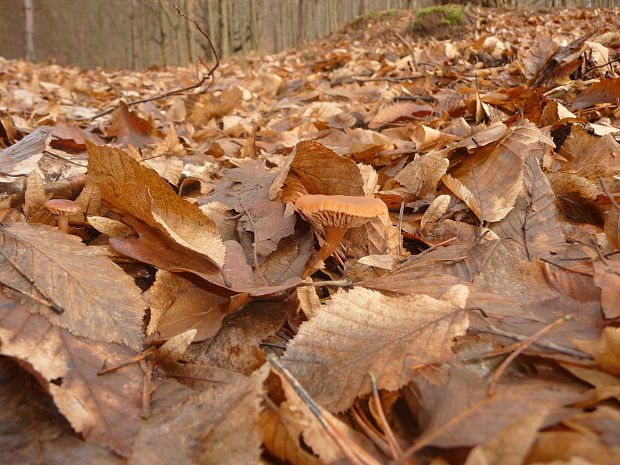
[283,286,470,411]
[422,194,451,231]
[0,223,145,349]
[87,142,225,267]
[146,270,228,342]
[395,151,449,198]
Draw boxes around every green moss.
[302,52,316,61]
[348,9,399,28]
[411,4,464,28]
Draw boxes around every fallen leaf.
[0,126,50,182]
[130,365,267,465]
[0,291,143,457]
[87,142,226,267]
[0,223,145,349]
[0,357,124,465]
[283,285,470,411]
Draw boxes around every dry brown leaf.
[463,409,549,465]
[282,285,470,411]
[187,297,296,375]
[527,431,619,465]
[268,140,366,202]
[259,410,326,465]
[188,86,243,126]
[271,368,384,465]
[23,170,46,218]
[593,260,620,319]
[369,102,434,129]
[106,100,159,147]
[0,223,145,349]
[0,291,143,457]
[422,194,451,231]
[155,328,197,362]
[491,153,565,260]
[411,364,586,448]
[394,151,449,198]
[573,327,620,369]
[604,198,620,250]
[0,357,124,465]
[87,141,226,267]
[556,125,620,172]
[146,270,228,342]
[564,406,620,447]
[130,365,267,465]
[572,78,620,111]
[87,215,135,238]
[444,122,548,222]
[0,126,50,182]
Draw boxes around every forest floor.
[1,6,620,465]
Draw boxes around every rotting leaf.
[0,291,143,457]
[0,357,124,465]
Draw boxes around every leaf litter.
[1,5,620,465]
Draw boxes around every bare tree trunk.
[184,0,196,62]
[158,0,168,66]
[23,0,34,61]
[219,0,230,57]
[249,0,258,50]
[130,0,139,69]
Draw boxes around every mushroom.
[294,194,388,261]
[43,199,81,233]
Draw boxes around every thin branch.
[71,2,220,122]
[393,30,418,72]
[487,315,572,396]
[470,325,589,359]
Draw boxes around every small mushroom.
[295,194,388,261]
[43,199,81,233]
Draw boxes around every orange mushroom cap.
[43,199,81,216]
[295,194,387,229]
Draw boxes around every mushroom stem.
[318,226,348,261]
[56,215,69,234]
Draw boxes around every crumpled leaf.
[146,270,228,342]
[395,151,449,198]
[283,285,470,411]
[0,223,145,349]
[106,101,159,147]
[0,357,123,465]
[0,291,143,457]
[443,122,550,222]
[87,141,226,267]
[0,126,50,182]
[268,140,366,202]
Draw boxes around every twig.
[539,257,594,277]
[599,176,620,211]
[98,346,156,375]
[268,355,380,465]
[398,201,405,255]
[0,280,63,314]
[470,325,588,359]
[0,249,64,313]
[139,359,152,419]
[343,75,426,84]
[43,150,87,168]
[487,315,573,396]
[71,2,220,121]
[298,279,353,288]
[368,372,408,463]
[393,31,418,72]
